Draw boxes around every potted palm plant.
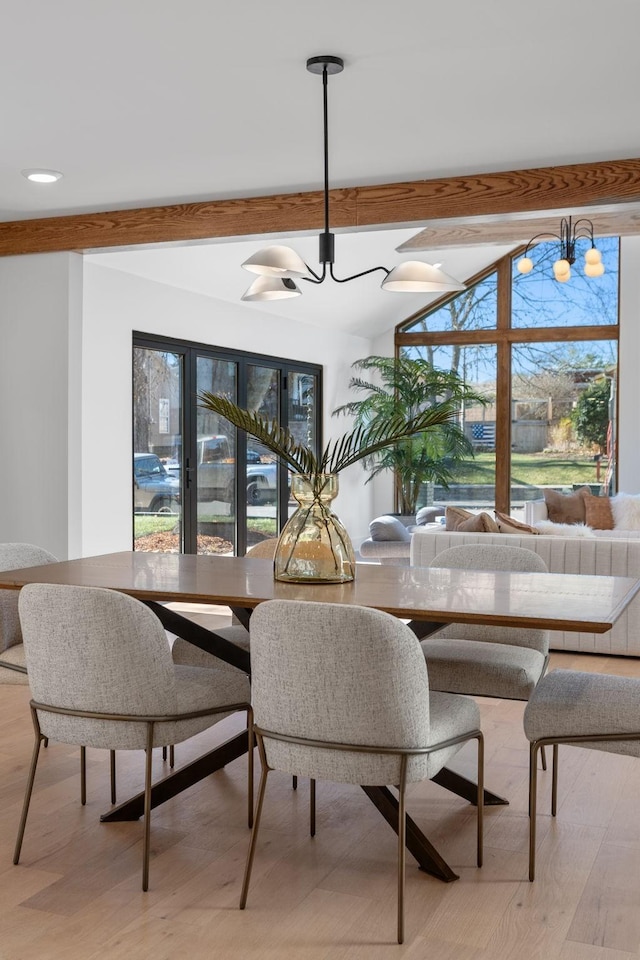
[333,356,484,516]
[199,369,478,584]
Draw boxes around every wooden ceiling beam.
[1,158,640,257]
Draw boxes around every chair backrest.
[0,544,57,654]
[249,599,433,786]
[429,543,549,653]
[19,583,180,749]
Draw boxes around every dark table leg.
[362,786,459,882]
[101,730,249,822]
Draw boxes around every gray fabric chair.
[424,543,550,701]
[14,583,252,891]
[524,669,640,881]
[0,543,57,682]
[171,538,277,670]
[240,599,484,944]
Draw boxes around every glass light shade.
[584,261,605,277]
[241,276,301,301]
[241,245,311,278]
[555,270,571,283]
[517,257,534,274]
[585,247,602,265]
[381,260,466,292]
[553,259,571,277]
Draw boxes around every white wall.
[0,252,82,558]
[81,263,374,555]
[618,237,640,493]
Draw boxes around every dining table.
[1,549,638,883]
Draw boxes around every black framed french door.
[133,333,322,556]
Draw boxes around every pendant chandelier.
[241,55,466,302]
[516,216,605,283]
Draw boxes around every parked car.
[134,453,181,514]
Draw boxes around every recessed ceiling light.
[21,169,63,183]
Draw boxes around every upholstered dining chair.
[14,583,252,891]
[524,669,640,881]
[239,599,484,944]
[424,543,550,703]
[0,543,57,681]
[171,538,277,671]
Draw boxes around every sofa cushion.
[445,507,499,533]
[611,493,640,531]
[415,505,445,526]
[494,511,539,535]
[582,493,614,530]
[369,516,412,542]
[543,486,590,524]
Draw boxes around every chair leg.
[110,750,117,804]
[476,732,484,868]
[240,739,269,910]
[169,744,175,768]
[292,775,298,790]
[540,745,547,771]
[551,743,559,816]
[142,724,155,892]
[162,746,167,761]
[80,746,87,806]
[529,741,539,881]
[13,730,43,864]
[247,714,254,829]
[397,758,408,945]
[310,778,316,837]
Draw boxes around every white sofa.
[410,528,640,657]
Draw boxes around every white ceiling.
[7,0,640,336]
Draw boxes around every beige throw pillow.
[582,493,614,530]
[445,506,499,533]
[543,486,590,525]
[494,510,539,535]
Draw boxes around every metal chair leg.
[110,750,116,804]
[397,758,408,945]
[247,715,254,829]
[540,745,547,771]
[310,778,316,837]
[529,741,538,881]
[169,744,175,768]
[476,732,484,868]
[292,775,298,790]
[551,743,559,816]
[162,746,167,761]
[240,737,269,909]
[142,723,155,892]
[13,726,43,864]
[80,746,87,806]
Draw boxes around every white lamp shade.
[381,260,466,293]
[241,276,301,302]
[241,245,311,278]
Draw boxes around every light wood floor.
[2,646,640,959]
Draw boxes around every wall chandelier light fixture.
[516,216,605,283]
[241,55,466,302]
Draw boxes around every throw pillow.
[494,510,539,535]
[534,520,596,538]
[582,493,614,530]
[610,493,640,531]
[369,516,412,542]
[445,506,499,533]
[543,486,590,525]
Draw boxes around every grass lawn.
[452,452,605,487]
[133,513,277,541]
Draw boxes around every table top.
[0,551,638,634]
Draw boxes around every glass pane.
[196,357,237,555]
[399,344,497,510]
[512,236,619,328]
[246,364,279,546]
[132,348,183,553]
[287,371,318,518]
[511,340,618,507]
[400,272,498,334]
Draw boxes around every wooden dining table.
[1,550,638,883]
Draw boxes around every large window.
[133,334,321,555]
[397,239,620,514]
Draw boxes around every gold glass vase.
[274,474,356,583]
